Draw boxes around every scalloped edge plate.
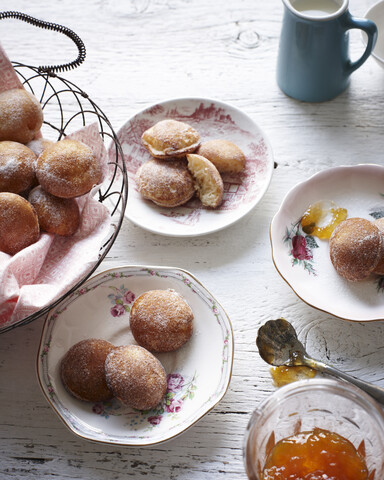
[270,164,384,322]
[113,97,274,237]
[37,265,234,446]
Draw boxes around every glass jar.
[244,378,384,479]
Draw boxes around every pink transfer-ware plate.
[37,265,233,446]
[114,97,274,237]
[270,164,384,322]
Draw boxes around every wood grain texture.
[1,0,384,478]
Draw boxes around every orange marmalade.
[301,201,347,240]
[262,428,368,480]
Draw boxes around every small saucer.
[270,164,384,322]
[37,265,233,445]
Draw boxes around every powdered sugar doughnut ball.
[130,289,194,352]
[0,192,39,255]
[60,339,115,402]
[329,218,383,281]
[105,345,167,410]
[197,139,246,173]
[29,186,80,236]
[0,88,43,144]
[136,158,195,207]
[0,141,37,193]
[36,139,102,198]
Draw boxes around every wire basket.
[0,12,128,334]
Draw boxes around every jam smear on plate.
[301,200,347,240]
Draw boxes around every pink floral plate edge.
[270,164,384,322]
[111,96,274,237]
[36,265,234,446]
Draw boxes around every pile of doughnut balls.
[0,88,102,255]
[60,289,194,411]
[136,118,246,209]
[330,217,384,281]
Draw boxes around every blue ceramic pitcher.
[277,0,377,102]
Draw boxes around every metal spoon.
[256,318,384,405]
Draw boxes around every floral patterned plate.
[270,164,384,322]
[37,266,233,445]
[113,97,274,237]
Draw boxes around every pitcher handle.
[341,12,377,75]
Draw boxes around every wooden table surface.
[1,0,384,478]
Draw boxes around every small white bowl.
[37,265,234,446]
[270,164,384,322]
[363,0,384,67]
[112,97,274,237]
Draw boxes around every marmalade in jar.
[262,428,368,480]
[301,200,347,240]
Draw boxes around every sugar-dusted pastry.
[0,88,43,144]
[0,192,40,255]
[29,186,80,236]
[141,119,200,158]
[329,217,383,282]
[36,139,102,198]
[136,157,195,207]
[197,139,246,173]
[60,338,115,403]
[130,289,194,352]
[372,217,384,275]
[0,141,37,194]
[105,345,167,410]
[187,153,224,208]
[26,138,55,158]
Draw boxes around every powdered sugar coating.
[26,138,54,157]
[105,345,167,410]
[0,88,43,144]
[36,139,102,198]
[136,158,195,207]
[28,186,80,236]
[329,217,383,281]
[60,338,115,403]
[0,141,36,193]
[130,289,194,352]
[141,119,200,158]
[0,192,39,255]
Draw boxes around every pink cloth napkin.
[0,44,112,328]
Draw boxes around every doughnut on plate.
[270,164,384,322]
[37,265,233,446]
[110,97,274,237]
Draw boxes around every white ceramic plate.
[37,265,233,446]
[363,1,384,67]
[270,164,384,322]
[113,97,274,237]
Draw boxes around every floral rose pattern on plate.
[107,284,135,317]
[284,219,319,275]
[92,372,197,430]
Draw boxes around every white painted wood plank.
[1,0,384,477]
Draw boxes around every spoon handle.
[311,359,384,406]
